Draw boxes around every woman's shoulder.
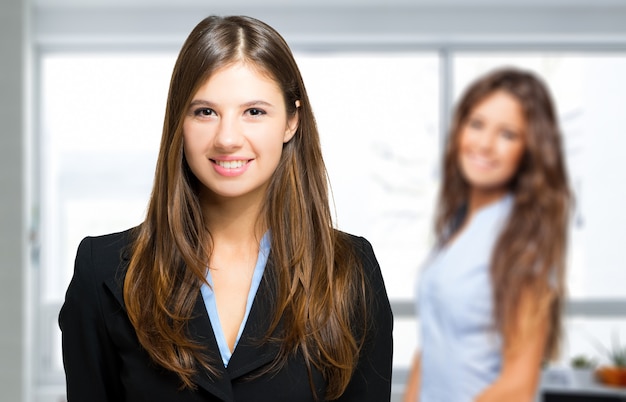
[335,230,374,257]
[82,227,135,244]
[335,230,382,277]
[78,227,136,255]
[74,227,137,278]
[336,230,370,245]
[336,230,392,331]
[63,228,137,317]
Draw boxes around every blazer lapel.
[102,252,236,401]
[225,274,282,380]
[188,294,234,401]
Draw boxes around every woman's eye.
[467,118,483,130]
[246,108,265,117]
[500,129,518,140]
[194,108,216,117]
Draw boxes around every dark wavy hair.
[436,67,571,359]
[123,15,368,399]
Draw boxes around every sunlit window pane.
[297,53,441,302]
[40,53,175,304]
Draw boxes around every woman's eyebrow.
[188,99,216,108]
[187,99,274,108]
[241,100,274,108]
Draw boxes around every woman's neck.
[200,191,266,248]
[466,188,509,218]
[446,188,509,246]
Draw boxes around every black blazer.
[59,229,393,402]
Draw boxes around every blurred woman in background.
[404,67,571,401]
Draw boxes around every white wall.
[0,0,29,401]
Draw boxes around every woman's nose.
[475,129,496,150]
[214,116,244,150]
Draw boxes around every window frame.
[32,39,626,401]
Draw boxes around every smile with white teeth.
[214,160,248,169]
[468,154,494,168]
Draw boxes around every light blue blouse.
[417,195,513,402]
[200,232,271,367]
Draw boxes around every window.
[37,52,176,391]
[36,50,626,401]
[297,53,441,375]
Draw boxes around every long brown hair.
[122,15,368,399]
[436,67,571,359]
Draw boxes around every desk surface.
[543,385,626,396]
[540,367,626,401]
[542,390,626,402]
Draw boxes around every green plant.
[595,332,626,368]
[570,354,597,369]
[607,344,626,368]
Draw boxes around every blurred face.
[183,62,298,203]
[458,90,527,197]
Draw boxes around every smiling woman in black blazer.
[59,15,393,402]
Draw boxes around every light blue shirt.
[417,195,513,402]
[200,232,271,367]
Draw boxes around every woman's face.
[183,62,298,204]
[458,90,527,196]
